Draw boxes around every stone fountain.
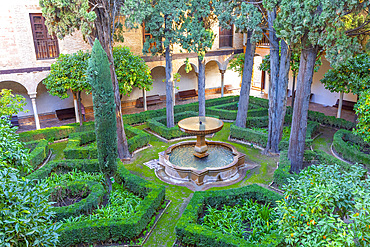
[156,116,246,188]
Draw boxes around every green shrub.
[277,164,370,246]
[206,101,268,120]
[63,125,149,159]
[49,180,106,221]
[147,111,198,139]
[0,167,61,246]
[0,118,31,175]
[230,121,318,150]
[25,139,49,169]
[18,122,95,143]
[26,159,101,181]
[176,184,283,247]
[333,129,370,165]
[56,162,165,246]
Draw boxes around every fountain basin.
[158,140,245,186]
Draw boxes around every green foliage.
[18,121,95,143]
[354,90,370,142]
[202,200,278,244]
[56,163,165,246]
[206,101,268,120]
[147,111,199,139]
[321,53,370,95]
[176,184,283,247]
[87,39,118,180]
[265,0,369,65]
[277,164,370,246]
[228,53,245,76]
[178,0,217,59]
[333,129,370,165]
[0,89,28,117]
[43,51,91,99]
[113,46,153,96]
[0,118,31,175]
[25,139,49,170]
[0,167,61,246]
[61,183,142,223]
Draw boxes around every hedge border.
[147,111,199,140]
[333,129,370,165]
[63,125,150,159]
[175,184,283,247]
[230,121,319,150]
[19,122,95,143]
[25,139,49,169]
[274,149,355,188]
[56,163,165,246]
[50,180,105,221]
[206,101,268,120]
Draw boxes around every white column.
[143,88,147,111]
[72,93,80,123]
[220,69,226,97]
[29,93,40,130]
[337,92,344,118]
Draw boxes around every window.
[219,25,233,48]
[257,33,270,47]
[29,13,59,60]
[142,23,156,50]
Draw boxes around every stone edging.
[144,128,214,143]
[330,143,353,165]
[227,136,265,151]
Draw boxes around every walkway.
[17,89,356,132]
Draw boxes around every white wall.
[287,58,358,106]
[177,65,197,92]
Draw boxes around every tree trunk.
[235,31,256,128]
[291,75,296,109]
[265,28,291,154]
[165,46,175,127]
[93,8,130,160]
[198,57,206,116]
[72,91,80,124]
[77,91,83,126]
[288,42,319,173]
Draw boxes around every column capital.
[28,92,37,99]
[219,69,226,74]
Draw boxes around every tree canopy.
[43,51,91,99]
[0,89,28,117]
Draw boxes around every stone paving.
[17,89,355,132]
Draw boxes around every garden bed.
[63,125,150,159]
[230,120,319,151]
[206,101,268,120]
[332,129,370,165]
[175,184,282,247]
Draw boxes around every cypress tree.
[87,39,118,193]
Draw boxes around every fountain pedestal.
[194,135,208,158]
[178,116,223,159]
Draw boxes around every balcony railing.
[35,40,59,60]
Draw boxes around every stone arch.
[221,54,237,71]
[205,60,222,90]
[149,66,166,96]
[177,63,197,92]
[205,59,222,70]
[0,80,33,117]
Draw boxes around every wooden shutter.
[219,26,233,48]
[142,23,156,50]
[29,13,59,60]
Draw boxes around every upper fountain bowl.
[178,116,223,136]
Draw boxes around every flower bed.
[175,184,282,247]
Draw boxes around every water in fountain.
[168,144,234,170]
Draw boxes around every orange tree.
[354,90,370,142]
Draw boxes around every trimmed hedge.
[274,149,355,188]
[19,122,95,142]
[206,101,268,120]
[122,95,239,125]
[176,184,283,247]
[307,110,355,130]
[26,159,101,181]
[63,125,150,159]
[147,111,198,139]
[333,129,370,165]
[25,139,49,169]
[56,163,165,246]
[50,180,105,221]
[230,121,319,150]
